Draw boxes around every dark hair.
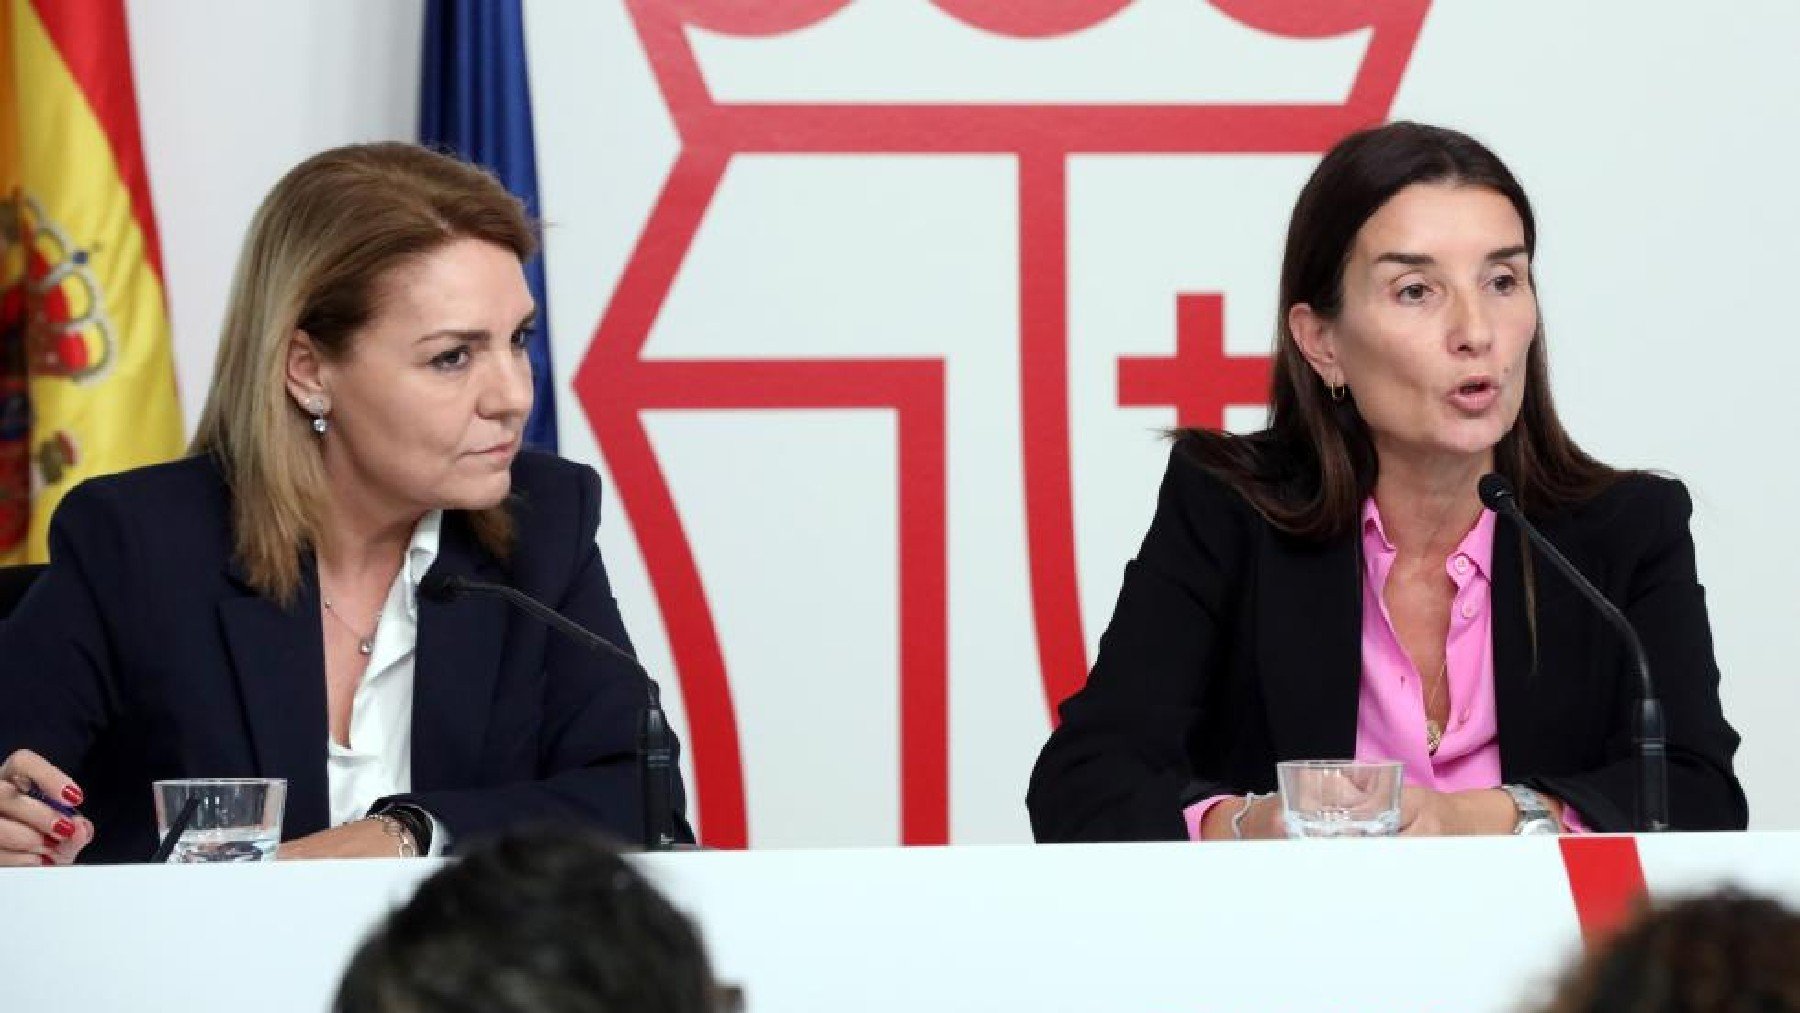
[334,828,724,1013]
[1179,121,1618,541]
[1538,889,1800,1012]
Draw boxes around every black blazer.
[1027,440,1747,841]
[0,451,692,862]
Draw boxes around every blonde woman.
[0,143,690,864]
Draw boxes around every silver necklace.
[321,595,381,656]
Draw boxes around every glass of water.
[152,778,286,863]
[1276,760,1403,839]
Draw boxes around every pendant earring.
[305,395,329,435]
[1328,382,1347,402]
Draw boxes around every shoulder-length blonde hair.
[191,142,535,603]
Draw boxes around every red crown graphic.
[574,0,1432,848]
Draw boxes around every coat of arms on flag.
[0,0,183,563]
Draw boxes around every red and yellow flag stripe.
[0,0,182,564]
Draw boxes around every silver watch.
[1501,784,1560,835]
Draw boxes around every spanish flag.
[0,0,182,564]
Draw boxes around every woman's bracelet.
[371,814,419,858]
[368,801,434,856]
[1231,792,1274,840]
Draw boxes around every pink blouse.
[1184,498,1587,837]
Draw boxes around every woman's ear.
[1287,303,1343,388]
[284,330,327,410]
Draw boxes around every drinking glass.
[1276,760,1403,838]
[152,778,286,863]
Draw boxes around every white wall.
[127,0,423,433]
[128,0,1800,840]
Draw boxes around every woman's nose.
[1449,287,1494,355]
[481,347,534,418]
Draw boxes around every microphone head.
[1477,473,1517,514]
[417,573,463,603]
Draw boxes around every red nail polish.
[39,855,53,866]
[52,819,74,839]
[42,834,60,849]
[61,785,83,806]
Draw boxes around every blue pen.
[24,783,80,819]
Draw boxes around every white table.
[5,834,1799,1012]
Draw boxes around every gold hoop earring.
[1328,383,1347,402]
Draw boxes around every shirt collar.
[1360,497,1498,583]
[402,509,443,622]
[1459,507,1497,581]
[1361,497,1396,555]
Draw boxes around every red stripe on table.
[1558,836,1648,948]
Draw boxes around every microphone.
[1477,474,1669,833]
[418,573,680,851]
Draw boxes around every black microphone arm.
[419,573,679,851]
[1477,473,1669,833]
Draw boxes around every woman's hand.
[0,749,94,866]
[1397,786,1467,836]
[279,818,408,860]
[1200,792,1288,840]
[1400,786,1561,836]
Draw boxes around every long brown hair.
[1179,121,1618,542]
[191,142,535,602]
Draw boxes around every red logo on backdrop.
[574,0,1431,847]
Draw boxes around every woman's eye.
[1491,274,1519,294]
[1397,282,1430,303]
[431,346,471,369]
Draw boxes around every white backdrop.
[126,0,1800,845]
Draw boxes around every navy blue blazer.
[0,451,692,862]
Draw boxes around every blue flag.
[420,0,558,451]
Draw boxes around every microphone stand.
[421,574,679,850]
[1479,474,1669,832]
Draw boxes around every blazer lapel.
[1256,530,1362,761]
[411,515,509,792]
[218,563,330,837]
[1493,508,1592,781]
[1490,513,1535,780]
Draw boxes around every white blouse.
[325,509,448,855]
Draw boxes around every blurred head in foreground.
[335,828,733,1013]
[1537,889,1800,1013]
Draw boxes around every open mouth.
[1449,377,1499,413]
